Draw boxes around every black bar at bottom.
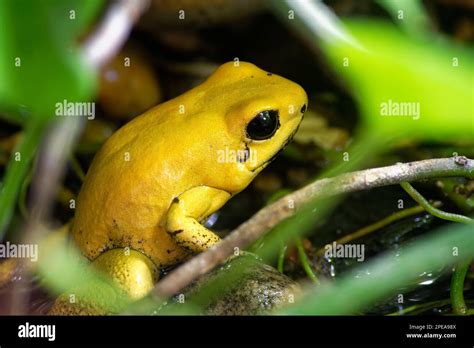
[0,315,472,346]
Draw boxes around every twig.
[151,157,474,299]
[82,0,150,69]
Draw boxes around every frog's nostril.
[300,104,307,114]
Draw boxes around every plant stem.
[18,168,34,219]
[400,181,473,316]
[0,119,47,238]
[400,182,473,224]
[450,259,471,315]
[387,299,451,316]
[295,238,319,285]
[317,203,442,256]
[69,154,85,182]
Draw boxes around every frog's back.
[72,101,197,267]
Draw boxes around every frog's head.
[207,62,308,177]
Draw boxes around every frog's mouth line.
[251,123,301,172]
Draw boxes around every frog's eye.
[246,110,280,140]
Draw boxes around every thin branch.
[82,0,150,69]
[152,156,474,299]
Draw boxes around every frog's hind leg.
[49,248,158,315]
[92,248,159,300]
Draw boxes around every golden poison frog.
[70,61,307,300]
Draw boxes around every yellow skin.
[71,61,307,299]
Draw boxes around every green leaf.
[0,0,103,120]
[376,0,430,35]
[321,20,474,141]
[0,0,103,235]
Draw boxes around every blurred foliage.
[0,0,100,119]
[269,17,474,314]
[0,0,102,236]
[376,0,430,35]
[322,19,474,142]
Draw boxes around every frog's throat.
[251,123,301,173]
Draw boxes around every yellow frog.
[69,61,307,301]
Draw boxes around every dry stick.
[9,0,150,315]
[152,156,474,299]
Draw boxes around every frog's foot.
[166,186,231,254]
[49,248,158,315]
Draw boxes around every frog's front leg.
[166,186,231,253]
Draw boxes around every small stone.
[181,252,301,315]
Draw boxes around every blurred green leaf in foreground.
[322,19,474,142]
[0,0,103,236]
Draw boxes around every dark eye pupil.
[246,110,280,140]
